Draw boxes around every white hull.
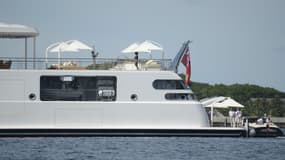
[0,70,210,130]
[0,101,208,129]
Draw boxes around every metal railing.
[0,57,172,71]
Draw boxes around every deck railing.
[0,57,172,71]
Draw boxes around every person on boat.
[262,113,267,123]
[236,109,242,127]
[134,52,139,70]
[229,108,235,127]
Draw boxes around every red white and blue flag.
[181,47,191,86]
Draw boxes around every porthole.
[130,94,138,101]
[29,93,36,100]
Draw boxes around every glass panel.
[153,80,186,89]
[165,93,194,100]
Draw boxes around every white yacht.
[0,23,246,136]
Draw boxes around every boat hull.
[249,126,284,137]
[0,128,246,137]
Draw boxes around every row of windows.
[39,77,192,101]
[40,76,116,101]
[153,80,188,90]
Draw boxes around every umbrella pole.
[58,49,61,70]
[25,38,27,69]
[211,106,214,127]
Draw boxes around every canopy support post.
[33,37,36,69]
[25,37,28,69]
[211,106,214,127]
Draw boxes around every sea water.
[0,132,285,160]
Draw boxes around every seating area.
[0,60,12,69]
[49,61,86,70]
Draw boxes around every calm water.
[0,135,285,160]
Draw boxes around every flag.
[181,48,191,85]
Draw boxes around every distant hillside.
[179,74,285,117]
[190,81,285,101]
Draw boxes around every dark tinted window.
[165,93,194,100]
[153,80,186,89]
[40,76,116,101]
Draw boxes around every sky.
[0,0,285,92]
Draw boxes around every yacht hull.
[0,128,246,137]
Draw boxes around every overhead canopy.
[0,22,39,69]
[200,96,226,107]
[0,23,39,38]
[121,40,163,53]
[200,96,244,126]
[213,97,245,108]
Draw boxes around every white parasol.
[45,40,93,68]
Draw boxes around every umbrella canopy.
[50,40,92,52]
[66,40,93,51]
[45,40,93,68]
[121,43,140,53]
[49,42,79,52]
[133,40,163,52]
[121,40,163,53]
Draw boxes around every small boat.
[248,118,284,137]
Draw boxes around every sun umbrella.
[46,40,92,68]
[121,43,140,53]
[133,40,163,52]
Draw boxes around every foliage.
[179,74,285,117]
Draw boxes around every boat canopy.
[201,96,244,108]
[0,22,39,69]
[200,96,244,126]
[0,23,39,38]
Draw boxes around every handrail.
[0,57,172,71]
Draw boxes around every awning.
[201,96,244,108]
[200,96,244,126]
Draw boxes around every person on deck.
[236,109,242,127]
[134,52,139,70]
[229,108,235,127]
